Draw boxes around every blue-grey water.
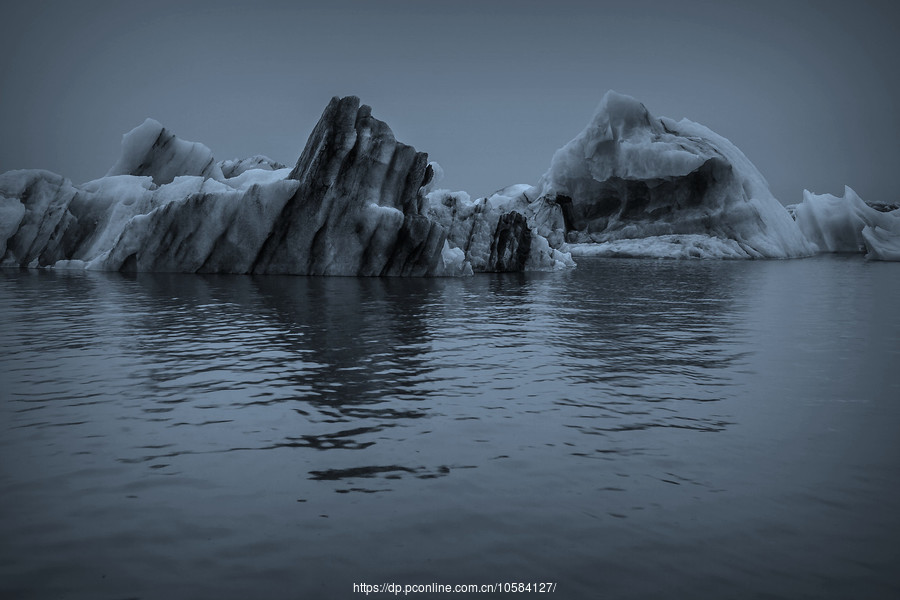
[1,256,898,599]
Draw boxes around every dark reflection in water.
[1,257,898,599]
[550,260,748,437]
[114,275,445,465]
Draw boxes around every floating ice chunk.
[790,186,900,259]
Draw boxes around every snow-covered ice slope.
[0,97,571,275]
[529,91,818,259]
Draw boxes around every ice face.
[861,225,900,261]
[424,188,574,272]
[790,186,900,260]
[531,91,818,259]
[0,170,79,268]
[0,98,571,275]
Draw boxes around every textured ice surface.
[105,118,225,184]
[3,92,897,269]
[529,91,818,259]
[0,98,570,275]
[425,187,573,272]
[568,235,753,259]
[861,225,900,261]
[790,186,900,260]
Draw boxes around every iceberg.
[789,186,900,260]
[2,91,897,271]
[0,97,571,275]
[513,91,819,259]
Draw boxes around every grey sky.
[1,0,898,204]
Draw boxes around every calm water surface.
[1,257,898,599]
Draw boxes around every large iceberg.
[0,97,572,276]
[488,91,819,260]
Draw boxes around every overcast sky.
[1,0,898,204]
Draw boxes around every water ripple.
[6,258,896,597]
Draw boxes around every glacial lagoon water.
[1,256,898,599]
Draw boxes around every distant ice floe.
[1,92,898,273]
